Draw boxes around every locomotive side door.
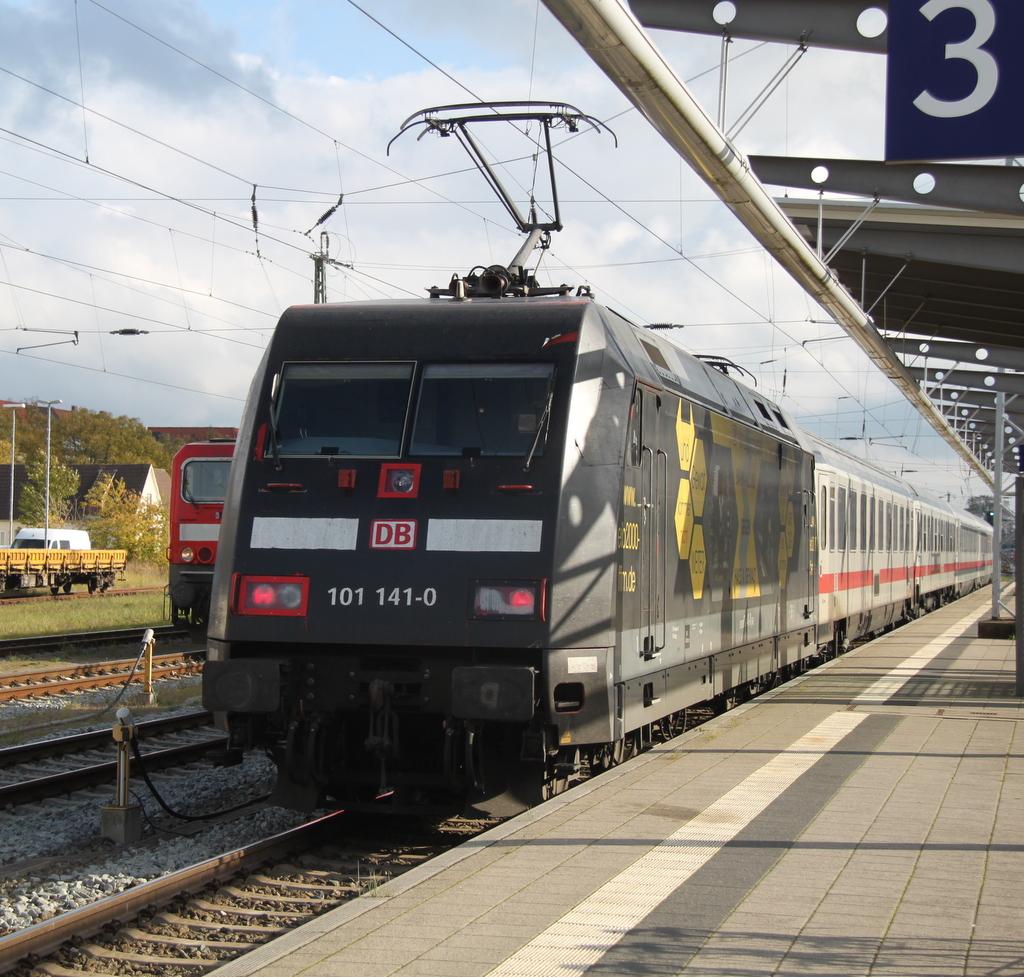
[639,386,666,660]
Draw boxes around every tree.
[966,495,994,523]
[966,494,1014,544]
[84,473,167,563]
[18,459,81,527]
[12,403,175,471]
[55,408,175,469]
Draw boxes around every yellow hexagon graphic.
[690,439,707,518]
[689,524,707,599]
[675,401,696,471]
[710,412,738,448]
[675,477,694,559]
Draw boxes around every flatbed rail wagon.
[0,547,128,595]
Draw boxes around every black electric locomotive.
[203,283,990,816]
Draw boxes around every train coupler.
[520,724,547,762]
[364,679,400,757]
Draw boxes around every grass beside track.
[0,562,167,642]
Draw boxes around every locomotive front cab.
[205,298,610,814]
[168,441,234,630]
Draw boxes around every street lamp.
[42,400,62,550]
[3,403,25,548]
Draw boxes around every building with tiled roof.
[0,463,167,546]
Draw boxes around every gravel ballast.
[0,676,322,937]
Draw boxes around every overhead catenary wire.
[0,4,987,489]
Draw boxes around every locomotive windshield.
[272,362,414,457]
[182,459,231,503]
[410,363,555,457]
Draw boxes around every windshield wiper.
[523,389,553,472]
[267,414,282,470]
[266,373,283,471]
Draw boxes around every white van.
[11,529,92,550]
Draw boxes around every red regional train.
[167,440,234,630]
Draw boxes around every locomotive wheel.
[62,581,72,594]
[609,738,625,766]
[50,586,60,596]
[87,578,98,594]
[543,747,581,799]
[591,743,617,772]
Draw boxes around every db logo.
[370,519,417,549]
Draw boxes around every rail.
[0,811,351,974]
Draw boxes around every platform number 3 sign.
[886,0,1024,161]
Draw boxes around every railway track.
[0,648,202,702]
[0,810,492,977]
[0,606,953,977]
[0,627,191,661]
[0,588,164,606]
[0,712,224,808]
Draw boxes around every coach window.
[818,483,826,547]
[860,493,868,551]
[411,363,555,457]
[849,490,857,550]
[838,487,847,550]
[869,497,876,551]
[886,502,892,551]
[273,361,414,457]
[829,486,836,551]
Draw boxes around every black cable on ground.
[97,644,147,716]
[130,737,271,821]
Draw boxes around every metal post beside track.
[141,627,156,705]
[101,707,141,845]
[1016,461,1023,696]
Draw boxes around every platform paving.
[210,585,1023,977]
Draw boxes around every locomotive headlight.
[469,579,546,621]
[390,470,416,493]
[180,547,195,563]
[378,462,421,498]
[232,574,309,616]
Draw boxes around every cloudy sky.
[0,0,988,501]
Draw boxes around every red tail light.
[232,574,309,616]
[469,579,546,621]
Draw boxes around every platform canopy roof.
[749,159,1024,474]
[623,0,1024,481]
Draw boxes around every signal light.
[469,579,546,621]
[180,547,195,563]
[232,574,309,616]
